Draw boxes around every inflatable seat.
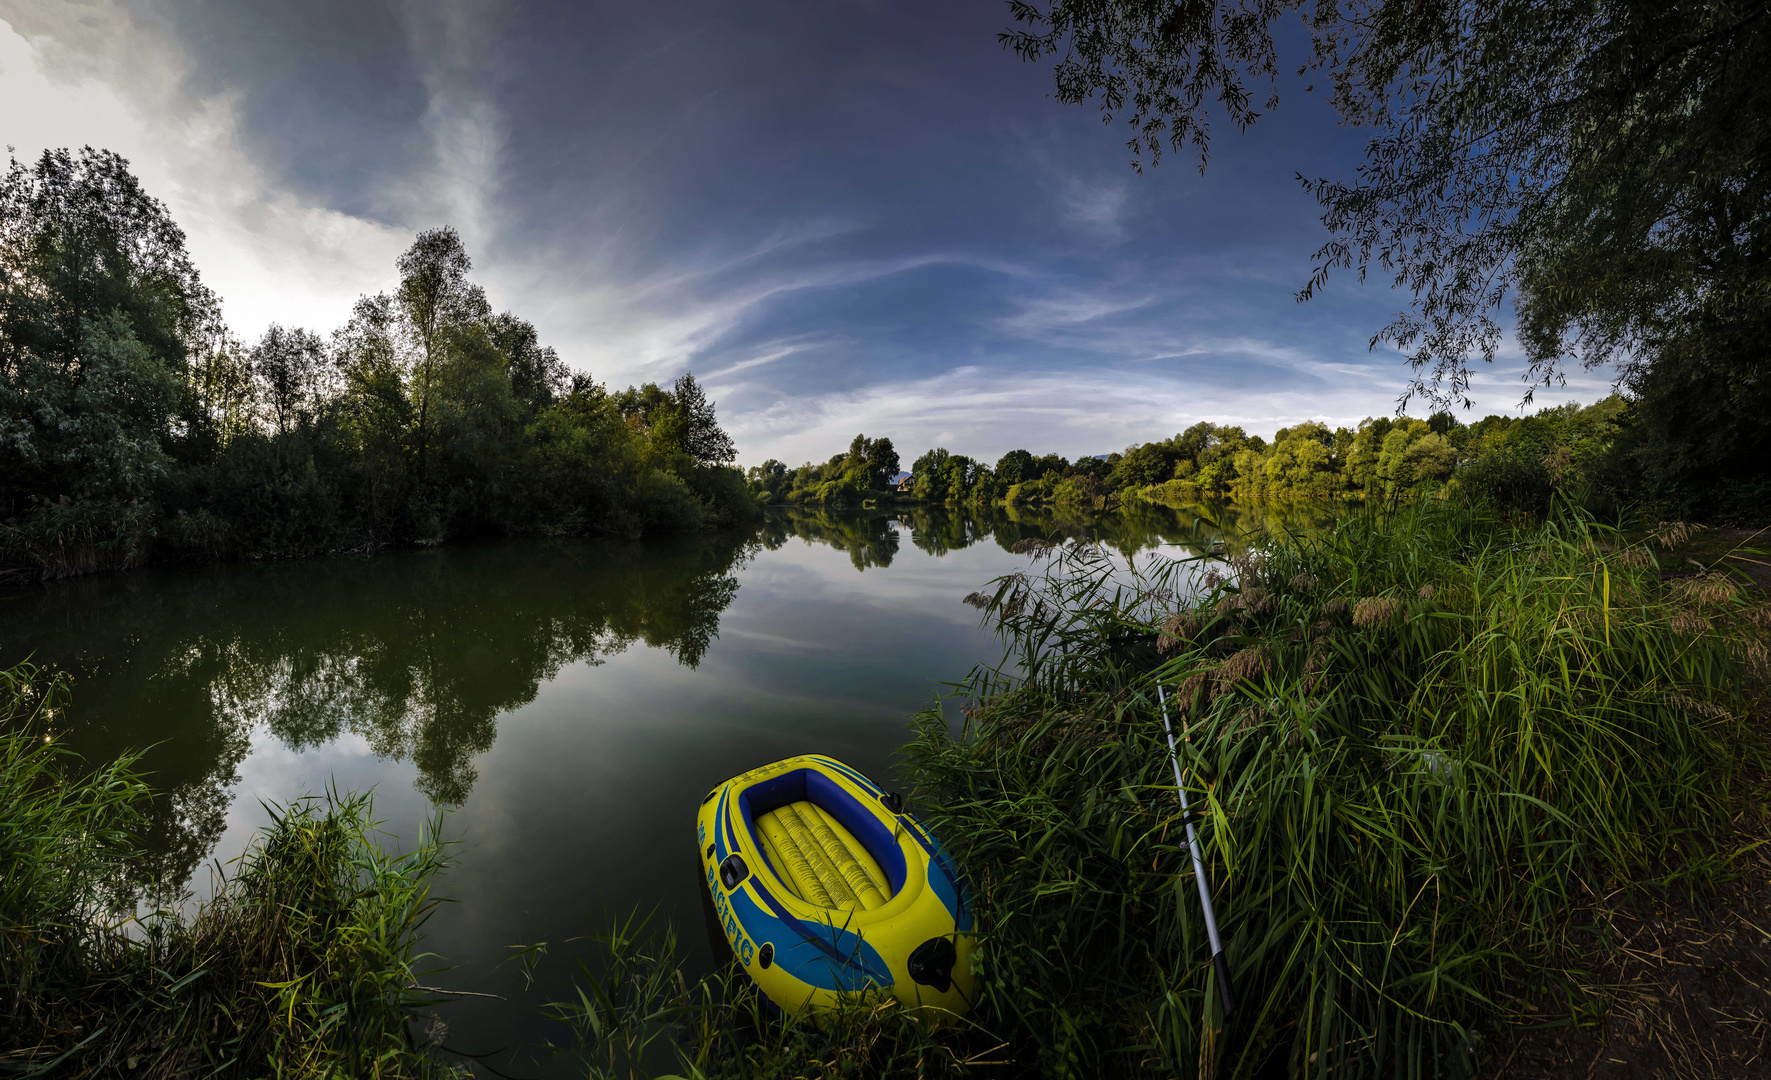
[754,801,891,909]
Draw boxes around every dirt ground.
[1486,529,1771,1079]
[1485,835,1771,1079]
[1668,527,1771,590]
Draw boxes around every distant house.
[895,474,916,494]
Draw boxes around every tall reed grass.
[901,499,1766,1078]
[0,499,157,580]
[0,662,461,1078]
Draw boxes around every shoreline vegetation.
[1,149,756,586]
[0,146,1755,594]
[5,499,1766,1077]
[752,394,1765,529]
[1,663,459,1077]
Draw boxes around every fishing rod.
[1104,634,1237,1016]
[1155,680,1236,1019]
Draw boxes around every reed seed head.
[1670,573,1737,609]
[1353,596,1402,627]
[1214,644,1270,690]
[1157,611,1200,654]
[1650,521,1702,549]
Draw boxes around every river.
[0,499,1334,1073]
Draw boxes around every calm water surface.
[0,501,1331,1073]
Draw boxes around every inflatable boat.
[696,754,975,1019]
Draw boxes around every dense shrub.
[208,434,349,556]
[641,468,706,534]
[0,498,156,578]
[1454,446,1558,514]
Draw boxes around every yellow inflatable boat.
[696,754,975,1019]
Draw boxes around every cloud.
[724,333,1618,467]
[1060,178,1130,235]
[514,234,1025,387]
[1012,124,1134,238]
[391,0,508,248]
[994,287,1157,337]
[0,0,1620,474]
[0,4,412,341]
[699,336,836,380]
[723,360,1402,466]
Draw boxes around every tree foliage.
[779,396,1634,516]
[749,433,900,506]
[0,147,220,507]
[0,150,755,575]
[251,325,330,435]
[1003,0,1771,497]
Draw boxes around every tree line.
[758,393,1716,516]
[0,148,754,580]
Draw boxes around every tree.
[1003,1,1771,427]
[843,434,900,490]
[1426,410,1461,437]
[487,311,567,412]
[395,227,488,465]
[631,373,737,469]
[1262,421,1341,497]
[995,448,1036,487]
[183,330,256,455]
[332,294,413,533]
[0,147,216,506]
[911,447,953,502]
[674,374,736,466]
[748,459,790,497]
[251,324,329,435]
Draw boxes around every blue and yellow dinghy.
[696,753,975,1018]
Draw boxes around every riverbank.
[3,501,1765,1077]
[0,664,461,1076]
[899,501,1769,1077]
[0,462,760,587]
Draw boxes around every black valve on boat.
[907,935,957,993]
[879,791,904,813]
[719,853,748,890]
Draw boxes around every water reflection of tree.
[757,507,900,571]
[774,499,1344,566]
[5,531,752,887]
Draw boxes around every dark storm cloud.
[138,0,433,217]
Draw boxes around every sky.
[0,0,1615,467]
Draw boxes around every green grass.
[0,662,461,1079]
[540,912,998,1080]
[900,498,1766,1078]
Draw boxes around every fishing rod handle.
[1212,950,1237,1019]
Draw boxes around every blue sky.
[0,0,1613,466]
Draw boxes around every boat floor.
[754,801,893,911]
